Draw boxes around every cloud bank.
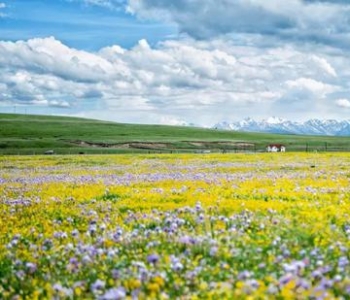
[336,99,350,109]
[1,35,349,124]
[127,0,350,48]
[2,1,350,124]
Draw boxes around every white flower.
[100,287,126,300]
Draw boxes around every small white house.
[267,144,286,152]
[44,150,55,155]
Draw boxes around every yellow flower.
[147,283,160,293]
[153,276,165,287]
[74,287,82,297]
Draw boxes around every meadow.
[1,113,349,154]
[1,153,350,299]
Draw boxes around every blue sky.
[1,0,350,125]
[1,0,175,50]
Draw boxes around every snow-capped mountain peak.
[265,116,286,124]
[214,118,350,136]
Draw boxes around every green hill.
[0,113,349,154]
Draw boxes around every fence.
[1,142,350,155]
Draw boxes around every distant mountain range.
[214,117,350,136]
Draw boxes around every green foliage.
[97,192,121,202]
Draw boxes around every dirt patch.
[68,140,170,150]
[189,142,206,147]
[112,143,130,149]
[129,143,169,149]
[229,143,255,147]
[67,140,256,151]
[189,141,255,148]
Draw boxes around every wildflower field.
[1,153,350,299]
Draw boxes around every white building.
[267,144,286,152]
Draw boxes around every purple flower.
[311,269,322,279]
[15,270,25,280]
[338,256,349,268]
[53,283,73,297]
[88,224,97,235]
[147,254,159,264]
[71,229,79,237]
[69,257,79,265]
[100,287,126,300]
[296,279,310,290]
[172,262,183,272]
[238,270,252,280]
[279,273,293,286]
[178,235,196,245]
[195,202,202,212]
[91,279,105,293]
[111,269,120,280]
[25,262,37,274]
[209,246,218,257]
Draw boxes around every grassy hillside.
[0,113,349,154]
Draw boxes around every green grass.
[0,113,349,154]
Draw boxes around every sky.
[1,0,350,126]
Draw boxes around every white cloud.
[336,98,350,108]
[285,78,337,96]
[71,0,126,9]
[158,116,189,126]
[311,55,337,77]
[49,100,71,108]
[0,2,6,17]
[0,36,349,125]
[126,0,350,49]
[84,0,113,7]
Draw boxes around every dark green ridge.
[0,113,349,154]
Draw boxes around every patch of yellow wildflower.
[0,153,350,298]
